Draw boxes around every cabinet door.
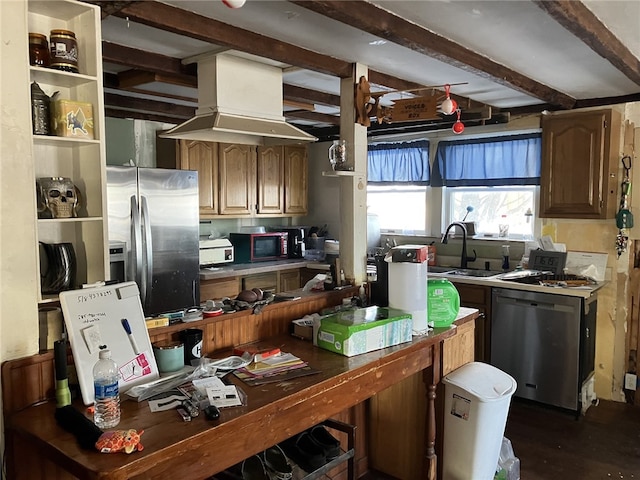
[284,145,308,214]
[219,143,256,215]
[279,269,301,292]
[452,282,491,363]
[179,140,218,215]
[540,109,620,219]
[256,146,284,214]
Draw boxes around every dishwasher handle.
[495,294,577,314]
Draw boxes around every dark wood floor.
[505,398,640,479]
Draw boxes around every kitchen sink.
[428,266,456,274]
[447,268,504,278]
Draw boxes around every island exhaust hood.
[160,52,317,146]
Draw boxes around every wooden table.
[6,311,477,480]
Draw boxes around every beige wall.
[1,0,42,458]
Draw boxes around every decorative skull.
[37,177,80,219]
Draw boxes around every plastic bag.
[495,437,520,480]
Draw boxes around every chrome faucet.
[441,222,477,269]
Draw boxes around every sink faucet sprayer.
[441,222,477,269]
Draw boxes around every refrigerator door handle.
[130,195,143,291]
[141,195,153,305]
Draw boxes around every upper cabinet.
[28,0,108,303]
[179,140,218,215]
[178,140,308,218]
[219,143,256,215]
[540,109,621,219]
[283,145,308,214]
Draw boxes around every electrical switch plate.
[624,373,637,391]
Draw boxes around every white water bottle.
[93,347,120,429]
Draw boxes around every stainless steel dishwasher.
[491,288,596,412]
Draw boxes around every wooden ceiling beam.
[283,84,340,107]
[112,1,353,78]
[104,92,196,117]
[105,108,184,124]
[102,41,197,77]
[291,0,576,109]
[117,70,197,89]
[534,0,640,86]
[285,110,340,125]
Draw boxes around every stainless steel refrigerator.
[106,166,200,316]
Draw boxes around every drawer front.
[201,278,241,301]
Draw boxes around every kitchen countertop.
[429,269,603,299]
[200,259,325,280]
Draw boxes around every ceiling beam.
[283,84,340,108]
[533,0,640,86]
[85,1,137,20]
[102,41,197,77]
[111,1,353,78]
[291,0,576,109]
[105,108,184,124]
[104,92,195,117]
[108,2,489,109]
[285,110,340,125]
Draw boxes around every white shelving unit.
[28,0,108,303]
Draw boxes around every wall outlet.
[625,373,637,391]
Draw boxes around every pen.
[121,318,141,355]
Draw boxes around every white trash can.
[442,362,517,480]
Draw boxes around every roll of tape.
[38,306,63,351]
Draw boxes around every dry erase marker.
[121,318,141,355]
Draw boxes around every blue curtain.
[368,140,430,185]
[431,133,541,187]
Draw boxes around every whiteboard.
[60,281,159,405]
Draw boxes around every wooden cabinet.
[29,0,108,303]
[177,141,307,218]
[451,282,491,362]
[219,143,256,215]
[283,145,308,214]
[279,269,301,292]
[256,145,284,214]
[179,140,218,215]
[540,109,621,219]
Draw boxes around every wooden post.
[338,63,368,287]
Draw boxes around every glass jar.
[29,33,50,67]
[49,29,78,73]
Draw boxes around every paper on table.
[206,385,243,408]
[565,251,608,282]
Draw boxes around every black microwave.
[229,232,288,263]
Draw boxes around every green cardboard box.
[316,306,413,356]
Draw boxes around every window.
[367,140,430,233]
[444,186,538,239]
[368,185,427,234]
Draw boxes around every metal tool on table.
[616,155,633,258]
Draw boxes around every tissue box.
[316,306,413,356]
[51,99,94,139]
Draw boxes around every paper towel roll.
[388,262,429,335]
[39,306,63,351]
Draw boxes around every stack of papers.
[234,352,319,386]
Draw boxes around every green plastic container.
[427,279,460,327]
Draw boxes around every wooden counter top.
[200,259,317,281]
[4,309,479,480]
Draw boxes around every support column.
[338,63,368,286]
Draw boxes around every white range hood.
[160,52,317,146]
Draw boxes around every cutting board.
[59,281,159,405]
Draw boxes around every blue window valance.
[431,133,541,187]
[367,140,430,185]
